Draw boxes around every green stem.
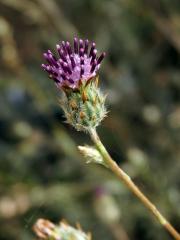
[88,128,180,240]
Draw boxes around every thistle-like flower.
[42,37,107,131]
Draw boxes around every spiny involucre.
[42,37,107,131]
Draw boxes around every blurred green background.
[0,0,180,239]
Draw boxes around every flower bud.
[33,218,91,240]
[78,145,107,166]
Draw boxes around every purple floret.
[42,38,106,89]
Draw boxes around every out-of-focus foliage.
[0,0,180,239]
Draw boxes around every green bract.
[61,76,107,131]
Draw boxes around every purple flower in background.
[42,37,105,89]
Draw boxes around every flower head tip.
[42,37,106,90]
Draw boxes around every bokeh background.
[0,0,180,239]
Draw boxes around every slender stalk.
[88,128,180,240]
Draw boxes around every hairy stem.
[88,128,180,240]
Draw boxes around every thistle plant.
[42,37,180,240]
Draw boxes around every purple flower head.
[42,37,106,89]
